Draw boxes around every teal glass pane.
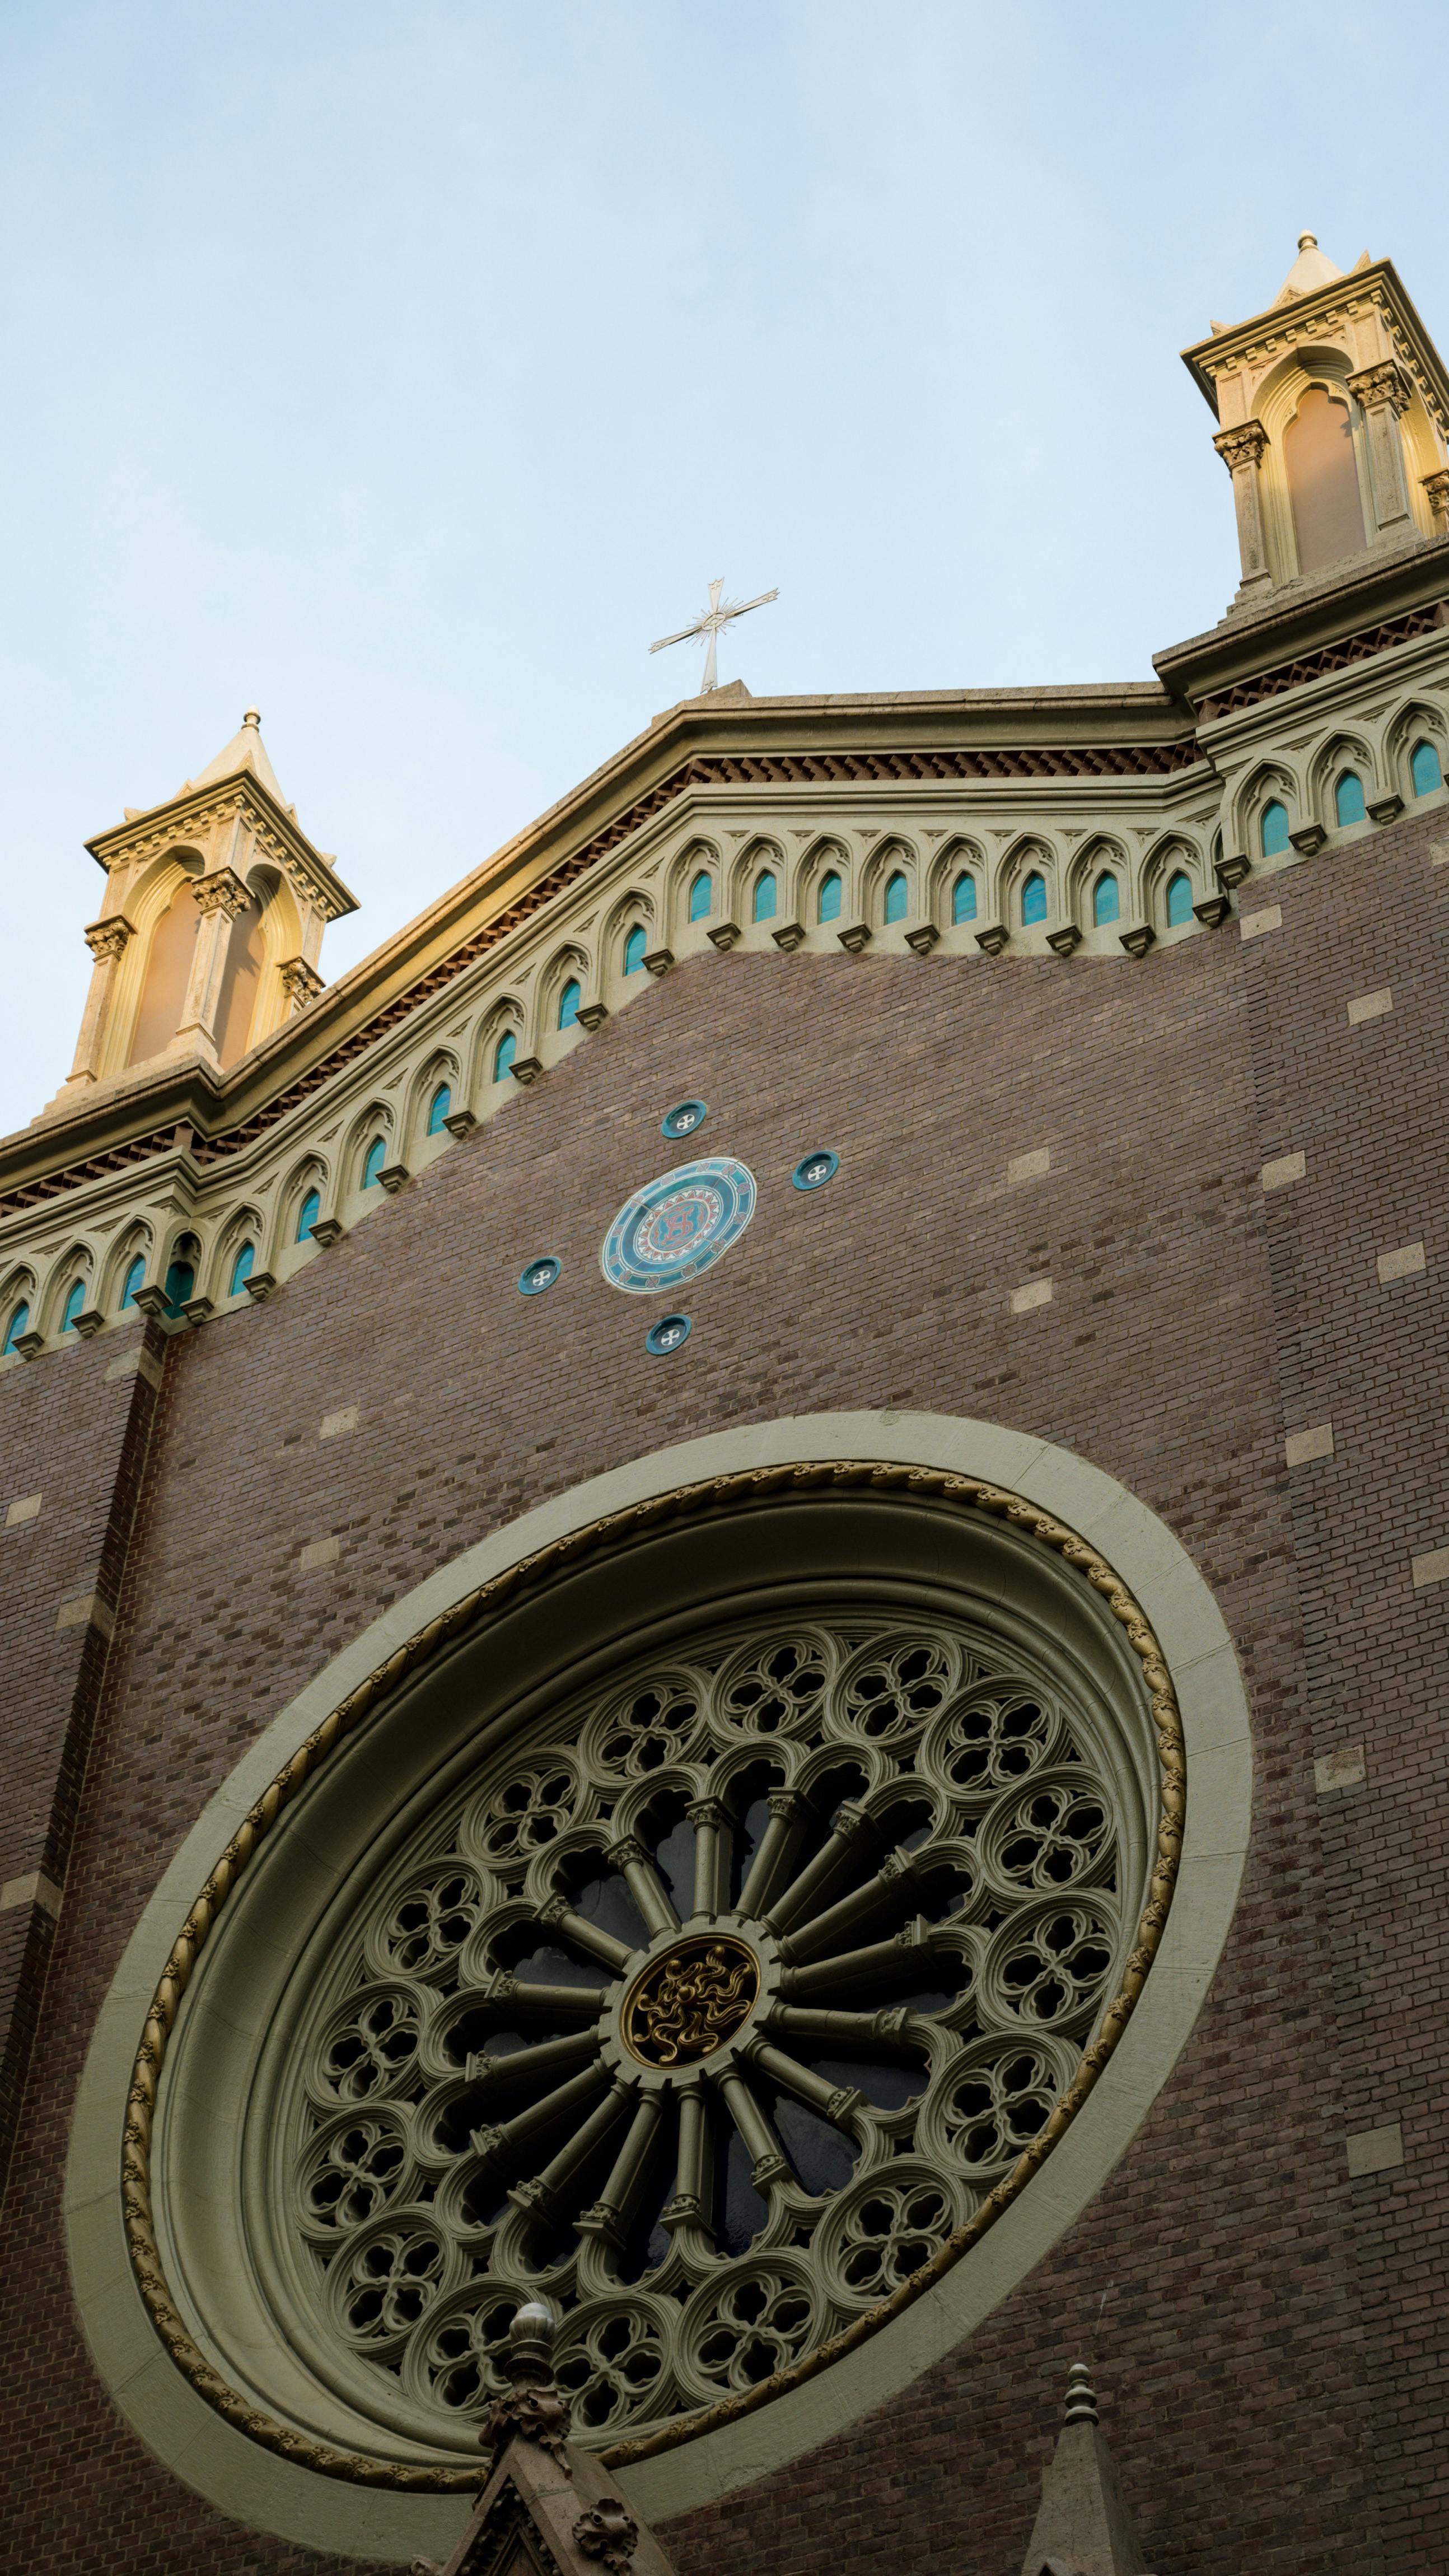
[1411,738,1442,797]
[624,925,647,976]
[494,1030,517,1082]
[1092,874,1120,926]
[1334,771,1366,826]
[951,872,977,924]
[362,1136,387,1189]
[558,978,582,1029]
[817,871,842,923]
[1021,871,1047,926]
[427,1085,451,1135]
[162,1262,194,1319]
[60,1278,86,1334]
[884,870,908,923]
[119,1256,146,1309]
[1260,800,1290,856]
[1166,871,1193,927]
[297,1189,321,1242]
[689,871,712,921]
[229,1242,255,1296]
[2,1302,29,1356]
[753,872,777,922]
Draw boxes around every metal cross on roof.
[649,577,779,696]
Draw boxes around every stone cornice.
[84,766,358,925]
[1181,258,1449,438]
[0,688,1200,1212]
[1153,534,1449,704]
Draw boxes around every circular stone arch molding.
[67,1412,1250,2564]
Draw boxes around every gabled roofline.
[1181,257,1449,436]
[84,764,359,922]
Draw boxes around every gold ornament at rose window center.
[623,1935,760,2065]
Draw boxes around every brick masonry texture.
[1,809,1446,2574]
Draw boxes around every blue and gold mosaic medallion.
[601,1156,756,1295]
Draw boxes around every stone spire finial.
[1019,2359,1149,2576]
[1063,2360,1099,2425]
[480,2297,571,2464]
[242,706,261,728]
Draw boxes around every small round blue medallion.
[601,1156,756,1296]
[792,1150,839,1192]
[661,1098,708,1141]
[646,1313,691,1356]
[518,1254,562,1296]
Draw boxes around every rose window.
[272,1607,1144,2456]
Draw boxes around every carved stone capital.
[1213,418,1268,473]
[605,1833,648,1872]
[1423,468,1449,526]
[192,867,250,921]
[83,913,136,962]
[1349,361,1412,416]
[279,955,324,1009]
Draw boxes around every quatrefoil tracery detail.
[285,1608,1135,2452]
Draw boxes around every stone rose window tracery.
[273,1606,1143,2454]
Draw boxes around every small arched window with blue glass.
[623,925,648,977]
[427,1084,452,1136]
[362,1135,387,1190]
[884,870,908,925]
[1166,871,1194,928]
[297,1188,321,1243]
[1260,800,1291,857]
[1092,872,1120,927]
[229,1242,255,1297]
[2,1301,30,1357]
[1335,771,1367,827]
[119,1256,146,1310]
[163,1239,197,1318]
[493,1029,517,1084]
[952,871,978,925]
[1021,871,1048,927]
[689,871,712,922]
[752,872,777,923]
[817,871,842,923]
[59,1278,87,1335]
[1411,738,1443,798]
[558,978,582,1030]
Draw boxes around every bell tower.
[52,710,356,1114]
[1183,233,1449,608]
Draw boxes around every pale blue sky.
[3,1,1446,1134]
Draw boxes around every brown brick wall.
[2,807,1446,2573]
[0,1324,161,2194]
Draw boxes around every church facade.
[1,234,1446,2574]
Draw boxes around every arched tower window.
[1166,871,1193,927]
[228,1243,255,1296]
[1284,388,1365,576]
[952,871,978,925]
[1260,801,1291,857]
[296,1189,321,1243]
[1021,871,1047,926]
[1335,771,1367,827]
[128,877,199,1067]
[884,870,908,924]
[1092,873,1120,927]
[361,1136,387,1190]
[427,1084,452,1135]
[1411,738,1443,797]
[817,871,842,923]
[59,1279,87,1335]
[119,1257,146,1310]
[623,925,647,977]
[752,872,777,923]
[213,891,265,1067]
[493,1030,517,1083]
[558,978,582,1030]
[689,871,712,922]
[2,1302,30,1356]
